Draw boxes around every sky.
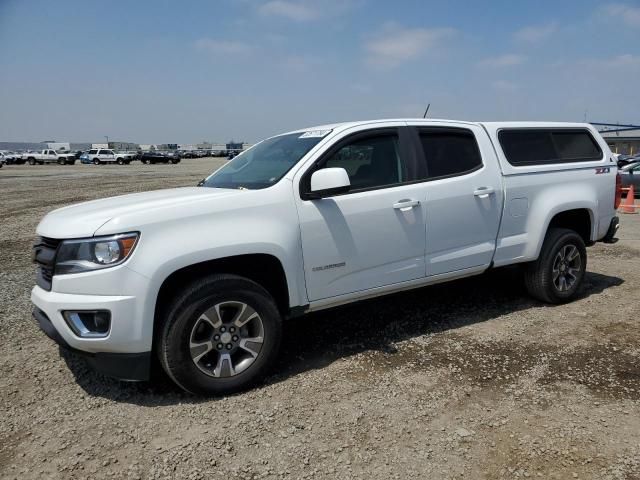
[1,0,639,144]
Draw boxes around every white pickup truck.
[27,149,76,165]
[31,119,621,395]
[87,149,134,165]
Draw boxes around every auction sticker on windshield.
[299,129,332,138]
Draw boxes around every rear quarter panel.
[481,123,617,266]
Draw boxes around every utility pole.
[104,135,109,147]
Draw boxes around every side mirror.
[308,168,350,199]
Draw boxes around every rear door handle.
[393,199,420,211]
[473,187,495,198]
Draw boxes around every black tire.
[117,158,124,165]
[142,159,150,164]
[28,158,36,165]
[524,228,587,304]
[58,158,65,165]
[171,159,180,164]
[158,274,282,395]
[93,158,100,165]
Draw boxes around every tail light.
[615,172,622,209]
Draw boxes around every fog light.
[63,310,111,338]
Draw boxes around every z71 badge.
[595,167,610,174]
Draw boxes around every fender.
[525,187,596,261]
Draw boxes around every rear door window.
[417,128,483,179]
[499,129,602,166]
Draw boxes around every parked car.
[0,151,14,164]
[26,149,76,165]
[87,149,133,165]
[139,151,180,164]
[31,119,619,395]
[0,153,6,168]
[79,152,91,164]
[616,154,639,168]
[620,161,640,197]
[0,150,25,164]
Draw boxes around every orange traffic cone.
[619,184,637,214]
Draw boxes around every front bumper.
[32,306,150,381]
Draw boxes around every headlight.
[55,232,139,275]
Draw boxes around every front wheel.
[117,158,124,165]
[93,158,100,165]
[158,274,282,395]
[28,158,36,165]
[524,228,587,304]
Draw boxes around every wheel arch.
[152,253,291,347]
[532,206,595,259]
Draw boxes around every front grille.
[33,236,61,291]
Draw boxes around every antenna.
[422,103,431,119]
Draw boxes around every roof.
[285,119,597,135]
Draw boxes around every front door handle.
[473,187,495,198]
[393,199,420,211]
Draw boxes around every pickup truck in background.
[27,149,76,165]
[31,119,620,395]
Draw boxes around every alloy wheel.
[552,244,581,292]
[189,301,264,378]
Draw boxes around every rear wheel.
[158,274,282,395]
[93,158,100,165]
[28,158,36,165]
[524,228,587,304]
[117,158,124,165]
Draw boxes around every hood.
[36,187,242,239]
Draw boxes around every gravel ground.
[1,159,639,480]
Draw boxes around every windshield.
[202,132,324,190]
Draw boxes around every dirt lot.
[1,159,639,480]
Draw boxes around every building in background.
[0,141,46,151]
[226,141,244,152]
[46,142,70,151]
[156,144,178,151]
[600,128,640,155]
[108,141,138,151]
